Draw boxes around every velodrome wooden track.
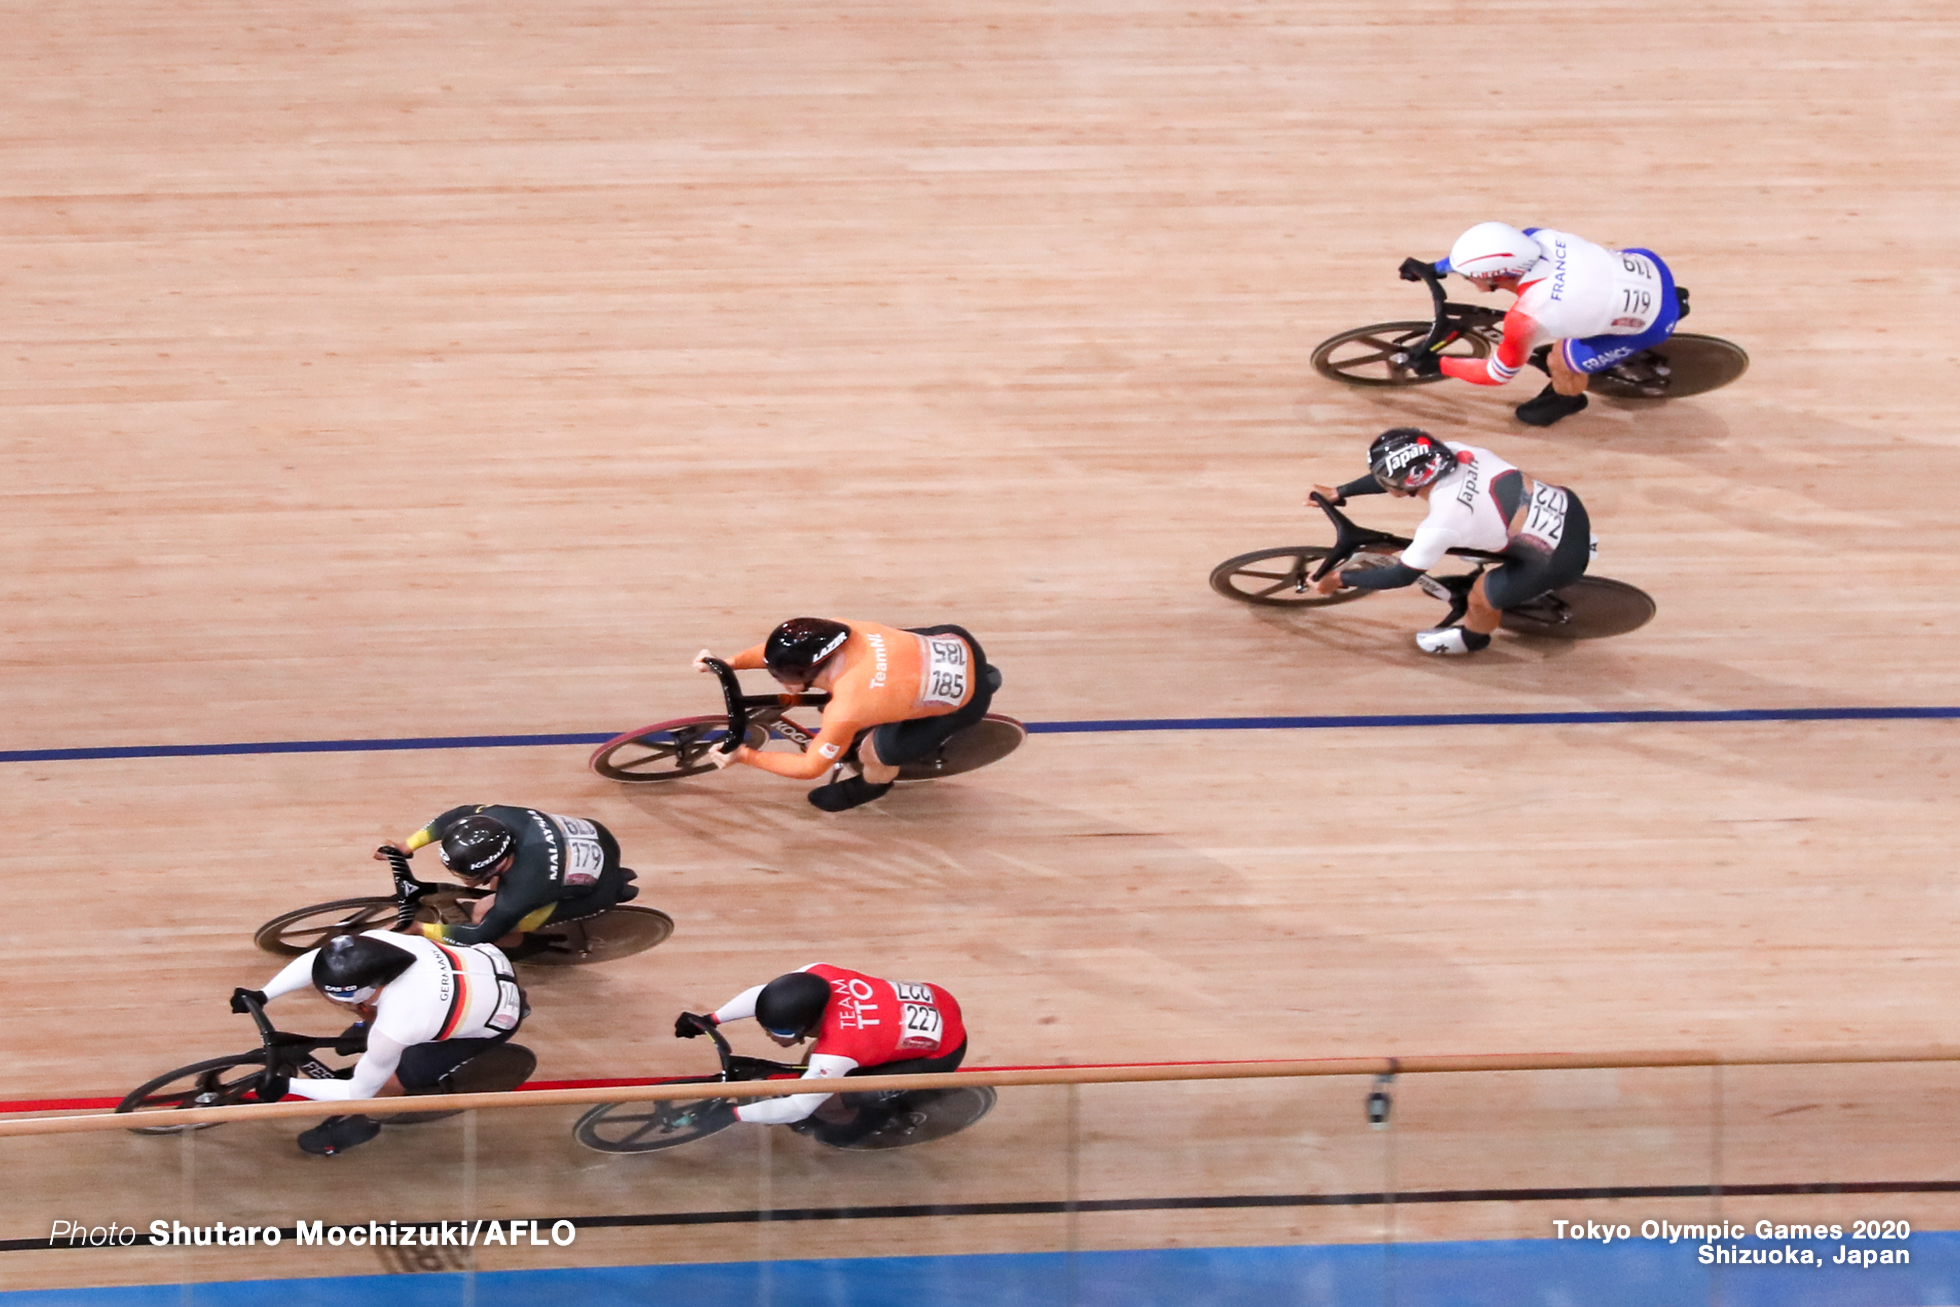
[4,0,1959,1294]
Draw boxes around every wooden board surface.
[3,0,1957,1292]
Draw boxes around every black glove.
[1401,345,1444,378]
[1398,257,1440,283]
[674,1012,718,1039]
[256,1071,291,1103]
[230,987,267,1015]
[335,1022,369,1057]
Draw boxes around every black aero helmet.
[763,618,850,683]
[440,815,515,880]
[312,933,417,1003]
[1368,427,1456,492]
[754,971,831,1038]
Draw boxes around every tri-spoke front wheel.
[588,716,758,783]
[1210,547,1401,607]
[1311,320,1492,387]
[573,1095,737,1153]
[253,890,474,956]
[117,1055,267,1135]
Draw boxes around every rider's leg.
[1464,572,1503,635]
[1547,346,1591,397]
[859,731,899,785]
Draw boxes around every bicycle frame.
[237,992,350,1091]
[701,656,834,758]
[376,845,485,933]
[1304,490,1506,586]
[692,1018,808,1084]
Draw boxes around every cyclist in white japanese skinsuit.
[1418,222,1682,427]
[1310,429,1592,655]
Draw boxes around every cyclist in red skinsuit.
[674,963,968,1130]
[694,617,1001,812]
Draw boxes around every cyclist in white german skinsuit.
[1413,222,1682,427]
[228,930,526,1156]
[1310,429,1592,654]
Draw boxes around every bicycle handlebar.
[1305,491,1408,583]
[699,656,749,755]
[377,844,432,932]
[1395,257,1452,365]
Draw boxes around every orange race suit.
[727,621,983,781]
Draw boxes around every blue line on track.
[0,706,1954,766]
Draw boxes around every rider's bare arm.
[724,643,768,672]
[1440,306,1542,386]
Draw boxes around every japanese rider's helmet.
[763,618,850,685]
[440,815,515,881]
[1446,222,1543,285]
[755,971,831,1039]
[1368,427,1457,493]
[313,933,417,1004]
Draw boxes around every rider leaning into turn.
[383,805,640,948]
[1412,221,1683,427]
[696,617,1001,813]
[675,963,967,1137]
[230,930,527,1156]
[1311,428,1592,656]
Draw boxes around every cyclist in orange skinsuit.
[694,617,1001,812]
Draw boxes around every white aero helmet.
[1446,222,1543,282]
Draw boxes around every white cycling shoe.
[1415,625,1492,656]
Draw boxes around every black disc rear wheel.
[390,1043,540,1125]
[520,906,676,967]
[1501,576,1656,640]
[819,1086,998,1151]
[895,715,1026,781]
[1590,333,1748,400]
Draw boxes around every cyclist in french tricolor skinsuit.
[1426,222,1682,427]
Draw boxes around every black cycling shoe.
[807,776,894,812]
[297,1114,382,1157]
[1515,384,1589,427]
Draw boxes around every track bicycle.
[588,656,1025,785]
[253,847,674,967]
[1310,257,1748,399]
[573,1019,995,1154]
[1210,492,1656,639]
[115,992,536,1135]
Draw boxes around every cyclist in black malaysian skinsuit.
[378,804,639,948]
